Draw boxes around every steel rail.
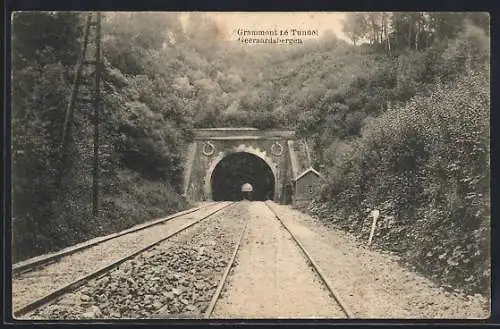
[264,201,353,318]
[13,202,235,318]
[13,203,217,275]
[203,218,249,318]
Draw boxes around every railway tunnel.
[210,152,275,201]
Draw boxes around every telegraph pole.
[92,12,102,217]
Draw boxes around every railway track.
[14,201,236,318]
[12,202,231,311]
[14,201,350,319]
[263,201,352,318]
[206,201,352,319]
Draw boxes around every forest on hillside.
[12,12,489,296]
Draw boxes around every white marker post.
[367,209,380,247]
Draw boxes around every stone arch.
[203,144,279,201]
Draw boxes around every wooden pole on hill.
[92,12,102,217]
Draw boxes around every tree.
[12,12,84,260]
[342,13,368,46]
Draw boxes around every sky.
[181,12,350,42]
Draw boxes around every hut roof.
[293,167,323,181]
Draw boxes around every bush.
[315,70,490,295]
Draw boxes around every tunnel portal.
[211,152,275,201]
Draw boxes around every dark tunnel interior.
[211,152,275,201]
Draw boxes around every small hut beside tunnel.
[292,167,323,207]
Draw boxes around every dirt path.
[211,201,345,318]
[267,202,489,319]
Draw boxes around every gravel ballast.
[23,202,245,319]
[266,201,489,319]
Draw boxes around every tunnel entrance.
[211,152,275,201]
